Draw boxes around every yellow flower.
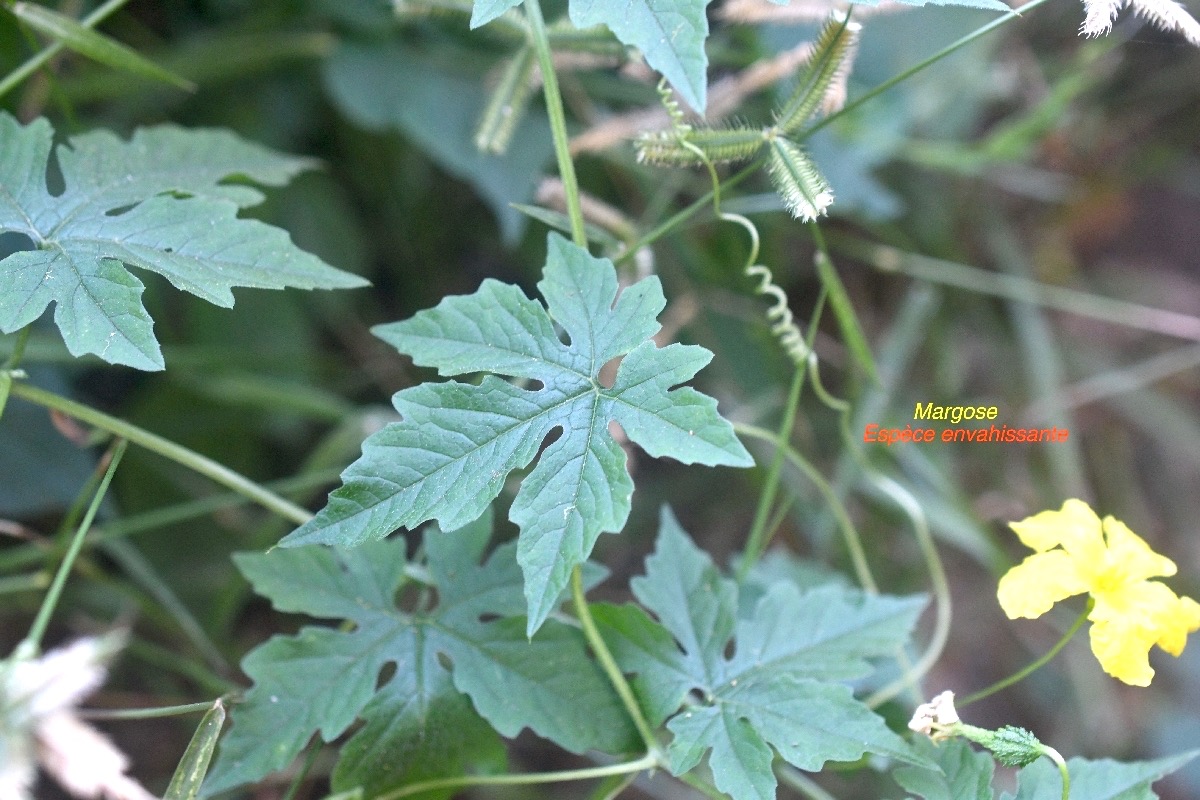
[997,499,1200,686]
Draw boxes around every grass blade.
[10,1,194,90]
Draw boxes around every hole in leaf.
[478,612,501,623]
[375,661,396,691]
[0,232,37,257]
[46,147,65,196]
[552,321,570,347]
[104,203,139,217]
[436,651,454,672]
[723,639,736,660]
[394,580,426,613]
[538,425,564,454]
[597,355,622,389]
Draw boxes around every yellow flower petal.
[1000,500,1197,686]
[1155,594,1200,657]
[1100,516,1177,584]
[997,550,1089,619]
[1089,612,1157,686]
[1089,581,1200,685]
[1008,499,1104,559]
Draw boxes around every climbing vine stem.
[20,437,127,655]
[571,566,662,759]
[7,382,312,526]
[958,599,1093,707]
[524,0,586,247]
[373,753,661,800]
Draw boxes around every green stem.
[802,0,1056,140]
[1042,744,1071,800]
[0,368,21,423]
[282,739,322,800]
[0,0,135,99]
[21,438,127,654]
[797,250,949,705]
[2,326,30,370]
[958,600,1092,707]
[571,566,662,757]
[8,382,312,526]
[0,468,342,574]
[777,764,840,800]
[374,753,660,800]
[615,0,1053,264]
[735,423,878,593]
[81,699,219,720]
[524,0,585,247]
[739,368,804,579]
[617,161,760,265]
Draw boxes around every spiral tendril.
[657,77,691,135]
[744,264,811,366]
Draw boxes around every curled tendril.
[744,264,811,366]
[657,76,691,135]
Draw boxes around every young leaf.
[206,510,637,796]
[281,233,752,634]
[593,508,929,800]
[0,114,366,370]
[8,2,194,90]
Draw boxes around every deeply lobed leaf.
[282,233,752,634]
[0,114,366,370]
[594,509,930,800]
[206,510,637,796]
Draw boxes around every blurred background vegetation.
[1,0,1198,797]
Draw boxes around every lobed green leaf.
[207,510,636,795]
[281,233,751,634]
[0,114,366,370]
[595,508,929,800]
